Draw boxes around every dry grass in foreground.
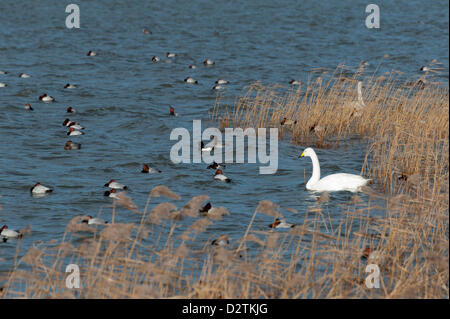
[0,182,448,298]
[1,63,448,298]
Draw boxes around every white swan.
[345,81,366,115]
[299,147,369,192]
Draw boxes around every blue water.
[0,0,448,277]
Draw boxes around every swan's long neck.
[357,81,365,106]
[307,151,321,187]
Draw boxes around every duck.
[19,73,31,78]
[299,147,369,192]
[309,122,324,134]
[214,169,231,183]
[184,77,198,84]
[211,235,229,246]
[269,218,295,229]
[39,93,54,102]
[82,215,108,225]
[188,64,196,69]
[87,50,97,56]
[66,107,76,113]
[152,56,160,62]
[104,179,128,190]
[212,84,224,90]
[64,83,77,89]
[0,70,7,74]
[67,127,84,136]
[201,141,214,152]
[203,59,215,65]
[104,189,121,199]
[63,119,84,130]
[361,247,385,264]
[166,52,176,58]
[141,164,161,174]
[0,83,7,88]
[1,225,23,242]
[30,182,53,195]
[24,103,33,111]
[289,80,300,85]
[64,141,81,150]
[68,122,84,130]
[169,106,177,116]
[280,117,297,125]
[215,79,229,84]
[420,66,430,72]
[199,202,212,214]
[142,28,151,34]
[207,161,225,170]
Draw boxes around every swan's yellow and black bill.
[299,151,305,158]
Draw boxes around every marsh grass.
[1,64,448,299]
[1,181,448,298]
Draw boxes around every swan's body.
[299,148,369,193]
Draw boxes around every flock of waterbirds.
[0,28,442,247]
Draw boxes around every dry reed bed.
[1,183,448,298]
[1,67,448,299]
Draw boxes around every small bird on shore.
[104,179,128,190]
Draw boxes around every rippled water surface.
[0,1,448,274]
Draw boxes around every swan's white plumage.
[300,147,369,192]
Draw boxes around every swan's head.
[299,147,315,158]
